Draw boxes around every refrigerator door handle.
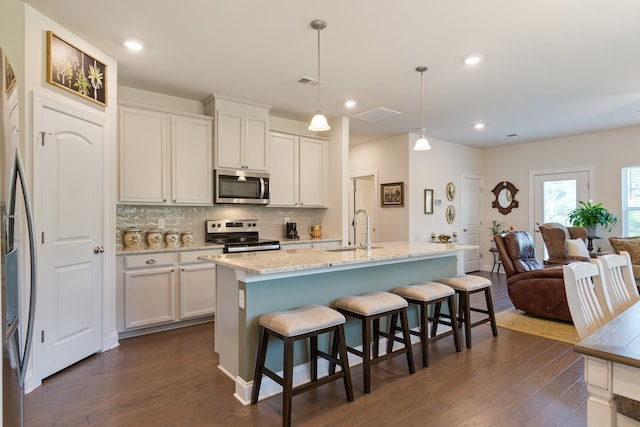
[13,149,37,387]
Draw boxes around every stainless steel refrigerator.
[1,46,37,426]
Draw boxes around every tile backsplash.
[116,205,327,247]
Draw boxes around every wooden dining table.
[574,300,640,426]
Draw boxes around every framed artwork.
[446,182,456,201]
[424,189,434,214]
[381,182,404,207]
[446,205,456,224]
[46,31,107,106]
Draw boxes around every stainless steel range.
[206,219,280,253]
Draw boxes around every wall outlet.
[158,218,165,229]
[238,289,245,309]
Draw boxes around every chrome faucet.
[352,209,371,250]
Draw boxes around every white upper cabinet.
[118,102,213,206]
[204,95,270,172]
[269,132,328,208]
[171,115,213,204]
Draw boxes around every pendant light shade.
[308,20,330,132]
[414,66,431,151]
[309,112,330,131]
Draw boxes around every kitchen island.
[199,241,473,403]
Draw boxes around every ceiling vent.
[352,107,402,123]
[296,76,320,87]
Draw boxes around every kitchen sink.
[324,246,381,252]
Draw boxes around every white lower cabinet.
[178,252,216,320]
[124,264,176,329]
[117,249,220,335]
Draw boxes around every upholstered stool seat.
[251,305,353,427]
[435,275,498,348]
[392,282,461,367]
[334,291,415,394]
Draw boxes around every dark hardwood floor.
[25,272,587,426]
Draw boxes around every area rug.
[495,308,580,345]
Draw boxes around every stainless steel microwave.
[214,169,270,205]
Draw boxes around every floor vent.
[352,107,402,123]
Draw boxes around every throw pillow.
[609,237,640,264]
[565,238,590,259]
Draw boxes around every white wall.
[408,134,484,243]
[483,125,640,264]
[350,133,410,242]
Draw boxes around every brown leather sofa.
[494,231,572,322]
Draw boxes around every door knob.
[93,246,104,254]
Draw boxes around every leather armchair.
[494,231,572,321]
[538,222,589,265]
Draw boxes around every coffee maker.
[285,222,299,239]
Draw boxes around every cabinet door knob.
[93,246,104,254]
[146,259,156,264]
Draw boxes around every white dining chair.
[596,251,639,317]
[563,261,611,339]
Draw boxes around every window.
[622,166,640,236]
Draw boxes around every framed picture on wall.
[381,182,404,207]
[424,189,434,214]
[46,31,108,106]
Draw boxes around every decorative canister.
[146,229,163,249]
[123,227,143,249]
[309,224,322,238]
[181,231,193,246]
[165,230,179,248]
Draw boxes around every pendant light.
[308,20,330,131]
[414,66,431,151]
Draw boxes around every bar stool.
[392,282,461,367]
[333,291,415,394]
[435,275,498,349]
[251,305,354,427]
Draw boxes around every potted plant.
[567,201,618,237]
[488,220,506,248]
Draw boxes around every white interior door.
[462,176,481,272]
[350,175,377,245]
[35,97,104,380]
[533,170,590,259]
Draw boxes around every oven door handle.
[225,243,280,253]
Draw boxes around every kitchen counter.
[200,241,470,276]
[116,237,340,255]
[200,241,472,404]
[116,241,224,255]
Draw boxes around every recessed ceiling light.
[474,123,485,130]
[463,55,483,65]
[344,100,357,108]
[124,40,143,51]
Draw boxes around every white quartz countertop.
[199,241,475,275]
[116,241,224,255]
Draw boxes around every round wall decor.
[446,182,456,201]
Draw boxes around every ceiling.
[23,0,640,147]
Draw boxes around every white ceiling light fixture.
[344,100,357,108]
[474,123,485,130]
[308,19,330,132]
[463,54,483,65]
[414,66,432,151]
[124,40,143,51]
